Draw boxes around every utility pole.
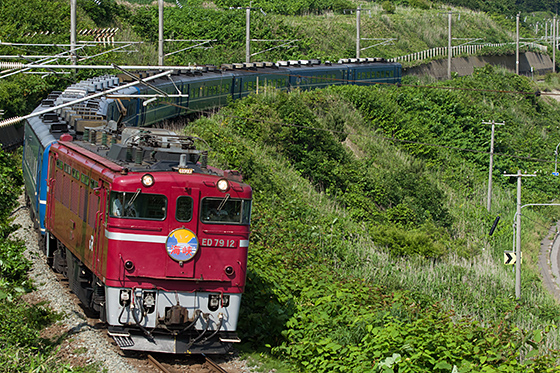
[448,11,452,79]
[158,0,164,66]
[70,0,77,66]
[356,6,361,59]
[516,13,519,75]
[484,120,505,212]
[246,6,251,63]
[503,170,536,300]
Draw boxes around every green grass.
[178,73,560,370]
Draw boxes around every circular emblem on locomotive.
[166,228,199,262]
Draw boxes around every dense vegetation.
[175,65,560,371]
[0,151,99,371]
[4,0,560,371]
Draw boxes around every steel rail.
[147,354,171,373]
[203,354,229,373]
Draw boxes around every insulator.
[0,117,22,128]
[0,62,25,70]
[135,147,143,164]
[126,145,133,162]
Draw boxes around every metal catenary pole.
[554,16,557,73]
[246,6,251,63]
[356,6,361,59]
[158,0,164,66]
[516,13,520,75]
[503,170,536,299]
[448,11,452,79]
[70,0,77,66]
[484,120,505,212]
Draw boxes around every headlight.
[142,174,154,187]
[217,178,229,192]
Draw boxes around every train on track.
[19,58,401,354]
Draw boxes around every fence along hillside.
[388,42,548,64]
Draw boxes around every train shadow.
[237,268,295,349]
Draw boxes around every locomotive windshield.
[110,191,167,220]
[201,197,251,224]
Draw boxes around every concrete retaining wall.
[404,52,553,79]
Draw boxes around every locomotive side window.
[87,192,98,228]
[201,197,251,224]
[176,196,193,222]
[109,191,167,220]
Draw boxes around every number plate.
[200,238,237,248]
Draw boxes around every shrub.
[409,0,431,9]
[382,1,396,14]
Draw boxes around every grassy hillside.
[176,66,560,371]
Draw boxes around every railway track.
[146,353,231,373]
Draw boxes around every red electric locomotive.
[45,126,252,354]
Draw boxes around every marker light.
[141,174,154,187]
[217,178,229,192]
